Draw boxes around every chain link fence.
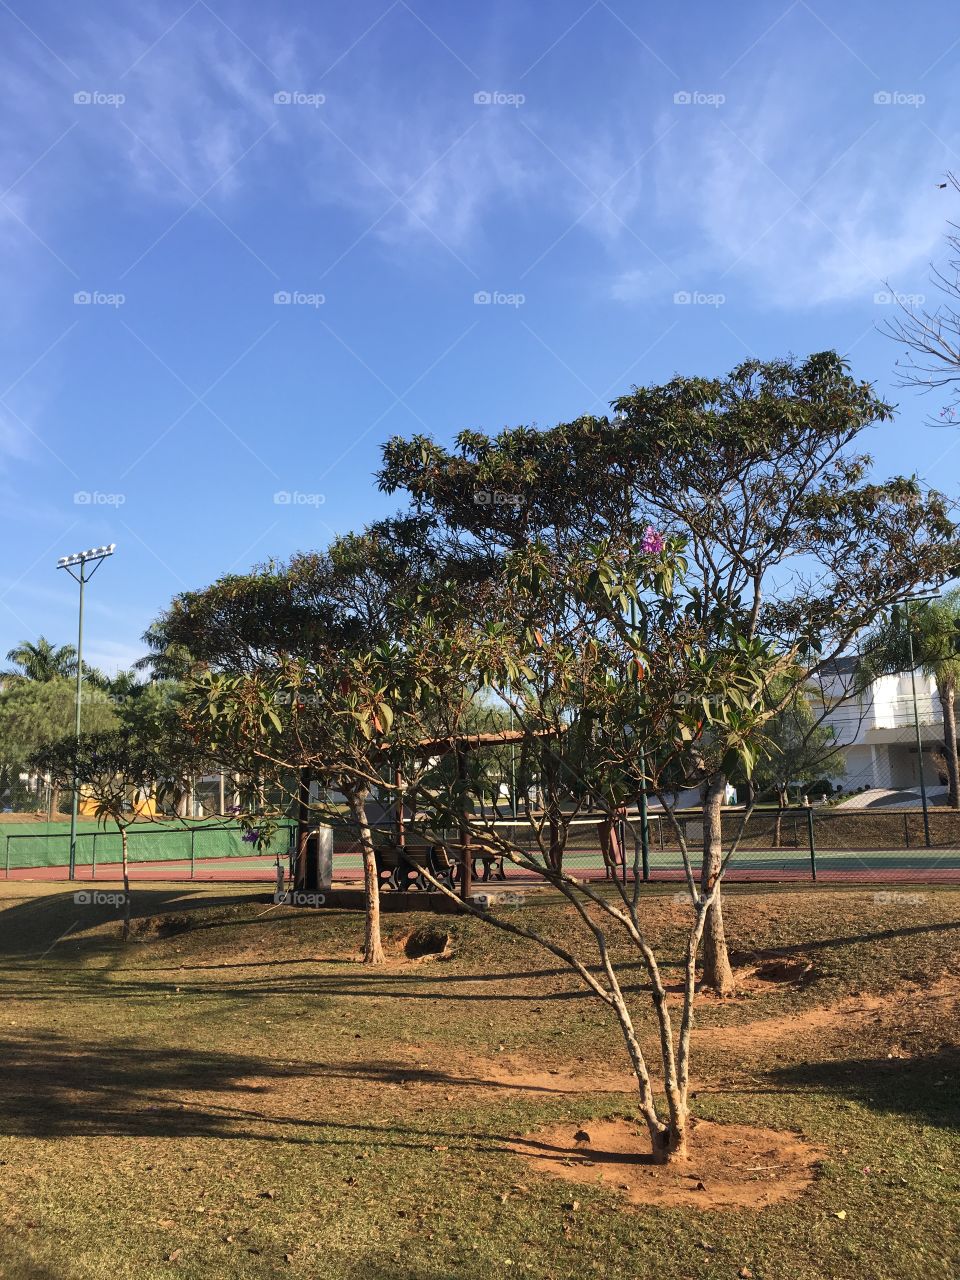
[6,808,959,884]
[326,809,960,885]
[3,820,294,879]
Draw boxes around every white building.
[819,656,945,793]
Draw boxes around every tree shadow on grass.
[0,888,272,959]
[771,1045,960,1130]
[0,1031,570,1146]
[0,1031,295,1139]
[733,918,960,960]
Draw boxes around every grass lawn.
[0,881,957,1280]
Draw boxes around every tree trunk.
[700,773,735,996]
[348,787,384,965]
[120,824,131,943]
[650,1121,688,1163]
[938,678,960,809]
[294,767,312,891]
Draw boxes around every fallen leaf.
[165,1250,182,1263]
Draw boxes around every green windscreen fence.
[3,819,295,871]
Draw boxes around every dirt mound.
[133,914,193,939]
[728,950,820,990]
[751,956,818,985]
[402,926,452,960]
[507,1117,822,1210]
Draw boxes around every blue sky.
[1,0,959,673]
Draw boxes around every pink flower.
[641,525,665,555]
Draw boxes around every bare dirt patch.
[448,1052,637,1095]
[694,976,958,1055]
[507,1117,823,1210]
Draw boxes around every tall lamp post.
[57,544,116,879]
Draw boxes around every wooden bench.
[375,842,458,892]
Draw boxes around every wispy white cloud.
[113,21,291,199]
[610,80,958,308]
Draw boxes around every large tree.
[147,517,494,963]
[379,351,958,992]
[377,531,775,1163]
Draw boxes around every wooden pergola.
[296,726,560,900]
[393,727,550,900]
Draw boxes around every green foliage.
[744,680,845,798]
[29,726,201,829]
[0,677,118,769]
[377,351,958,816]
[4,636,78,682]
[859,589,960,690]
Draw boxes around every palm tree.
[859,591,960,808]
[4,637,78,682]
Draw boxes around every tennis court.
[9,835,960,884]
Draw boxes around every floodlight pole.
[57,545,116,879]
